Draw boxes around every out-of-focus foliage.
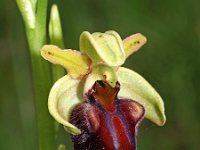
[0,0,200,150]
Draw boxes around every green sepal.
[80,31,125,66]
[117,67,166,126]
[48,75,84,135]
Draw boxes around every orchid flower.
[41,31,166,150]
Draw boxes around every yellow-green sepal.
[48,75,84,135]
[117,67,166,126]
[123,33,147,58]
[80,31,126,66]
[41,45,91,79]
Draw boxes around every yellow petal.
[41,45,91,79]
[123,33,147,58]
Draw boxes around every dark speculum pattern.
[70,81,145,150]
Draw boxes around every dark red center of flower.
[70,81,145,150]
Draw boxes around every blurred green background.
[1,0,200,150]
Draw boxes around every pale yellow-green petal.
[84,64,118,94]
[48,75,85,134]
[80,31,125,66]
[41,45,91,79]
[123,33,147,58]
[117,67,166,126]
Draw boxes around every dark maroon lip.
[85,80,120,101]
[70,80,145,150]
[92,96,135,149]
[85,80,120,112]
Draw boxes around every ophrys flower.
[41,31,166,150]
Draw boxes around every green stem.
[16,0,56,150]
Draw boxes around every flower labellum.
[41,31,166,150]
[70,81,144,149]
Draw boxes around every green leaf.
[17,0,57,149]
[48,75,84,134]
[117,67,166,126]
[29,0,37,13]
[41,45,91,79]
[16,0,35,28]
[49,4,65,82]
[80,31,125,66]
[49,4,64,48]
[123,33,147,58]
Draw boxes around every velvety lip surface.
[70,81,145,150]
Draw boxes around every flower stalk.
[16,0,56,149]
